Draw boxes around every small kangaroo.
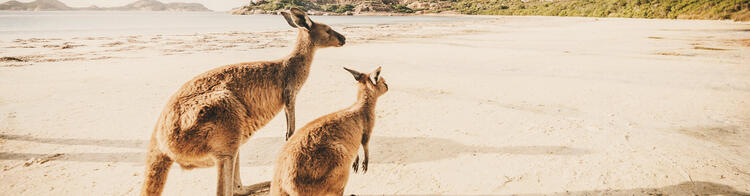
[270,67,388,196]
[140,8,346,196]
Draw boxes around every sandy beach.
[1,15,749,195]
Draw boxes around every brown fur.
[140,8,346,196]
[271,67,388,196]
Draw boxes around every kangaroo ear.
[287,8,312,30]
[344,67,366,82]
[373,66,382,83]
[280,11,298,28]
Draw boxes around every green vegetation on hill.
[323,4,355,13]
[255,0,321,11]
[451,0,750,21]
[391,4,415,13]
[235,0,749,21]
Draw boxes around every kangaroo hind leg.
[140,147,174,196]
[215,154,236,196]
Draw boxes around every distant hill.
[0,0,212,11]
[0,0,72,11]
[107,0,212,11]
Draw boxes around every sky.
[14,0,249,11]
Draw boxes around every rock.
[344,11,352,15]
[307,10,321,15]
[229,7,252,15]
[438,10,459,15]
[437,2,451,9]
[406,2,416,9]
[0,56,26,62]
[407,2,430,9]
[251,0,265,5]
[252,9,265,14]
[400,0,418,4]
[354,1,391,12]
[354,4,369,13]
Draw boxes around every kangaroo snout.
[336,33,346,46]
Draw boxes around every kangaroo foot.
[233,181,271,196]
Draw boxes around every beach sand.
[1,16,749,195]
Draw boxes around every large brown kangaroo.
[271,67,388,196]
[140,8,346,196]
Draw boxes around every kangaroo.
[140,8,346,196]
[270,67,388,196]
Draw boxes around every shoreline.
[0,15,492,68]
[2,15,749,69]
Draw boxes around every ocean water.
[0,11,471,40]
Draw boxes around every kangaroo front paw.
[362,158,368,173]
[285,131,293,141]
[352,156,360,173]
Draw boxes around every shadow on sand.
[1,134,747,195]
[0,134,147,148]
[508,181,749,196]
[0,134,590,165]
[242,181,748,196]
